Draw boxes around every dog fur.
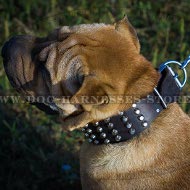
[2,17,190,189]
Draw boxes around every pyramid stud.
[104,139,110,144]
[126,123,132,129]
[90,134,96,139]
[94,140,99,144]
[138,115,144,121]
[100,133,106,139]
[104,118,110,123]
[94,122,99,126]
[129,128,135,135]
[132,103,137,108]
[97,127,103,133]
[88,138,93,143]
[81,128,86,132]
[107,123,114,130]
[87,128,92,134]
[85,124,89,127]
[134,108,140,115]
[119,111,124,116]
[142,121,148,127]
[85,133,89,137]
[115,135,122,142]
[112,129,118,136]
[122,116,128,123]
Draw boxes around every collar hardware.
[159,55,190,89]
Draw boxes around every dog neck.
[81,67,181,145]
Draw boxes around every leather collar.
[81,67,181,145]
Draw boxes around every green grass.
[0,0,190,189]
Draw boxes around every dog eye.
[77,67,85,85]
[77,73,84,85]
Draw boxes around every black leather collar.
[81,67,181,145]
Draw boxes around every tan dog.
[2,17,190,189]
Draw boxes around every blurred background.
[0,0,190,189]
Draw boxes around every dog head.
[1,17,159,130]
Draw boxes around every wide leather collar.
[81,67,181,145]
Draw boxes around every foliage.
[0,0,190,189]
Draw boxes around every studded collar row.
[81,67,181,145]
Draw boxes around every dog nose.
[2,35,33,60]
[1,35,35,88]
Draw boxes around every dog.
[2,17,190,189]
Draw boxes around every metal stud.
[156,108,160,113]
[126,123,132,129]
[90,134,96,139]
[85,133,89,137]
[88,138,93,143]
[107,123,114,130]
[104,118,110,123]
[97,127,103,133]
[134,108,140,115]
[147,95,150,98]
[104,139,110,144]
[132,103,137,108]
[81,128,86,132]
[138,115,144,121]
[115,135,122,142]
[112,129,118,136]
[85,124,89,127]
[87,128,92,134]
[119,111,124,116]
[94,122,99,126]
[142,121,148,128]
[94,140,99,144]
[122,116,128,123]
[100,133,106,139]
[129,128,135,135]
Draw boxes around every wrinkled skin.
[2,17,190,190]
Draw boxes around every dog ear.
[115,16,140,53]
[70,76,108,112]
